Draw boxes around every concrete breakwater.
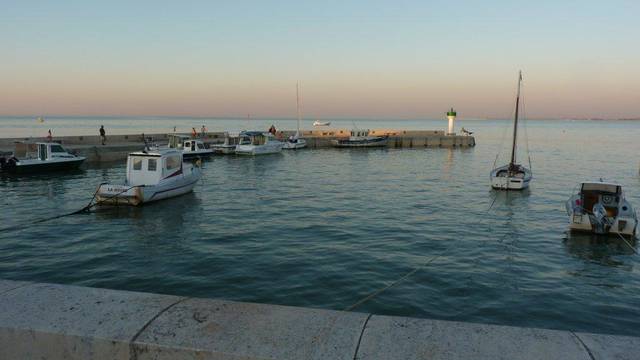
[0,279,637,360]
[0,129,475,162]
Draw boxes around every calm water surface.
[1,118,639,336]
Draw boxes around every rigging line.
[520,85,532,172]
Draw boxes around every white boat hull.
[96,166,202,206]
[282,139,307,149]
[567,213,637,236]
[235,142,283,155]
[490,164,532,190]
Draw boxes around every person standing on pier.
[99,125,106,145]
[201,125,207,138]
[191,127,197,138]
[47,129,52,142]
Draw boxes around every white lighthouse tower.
[446,108,456,135]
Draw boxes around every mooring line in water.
[0,185,140,234]
[613,230,638,255]
[344,242,456,312]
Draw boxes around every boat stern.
[96,183,144,206]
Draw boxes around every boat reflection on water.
[94,192,199,223]
[563,231,637,265]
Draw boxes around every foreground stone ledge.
[0,279,638,360]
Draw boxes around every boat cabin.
[239,131,272,145]
[126,149,183,186]
[224,132,241,146]
[351,130,370,137]
[167,134,191,150]
[576,182,622,217]
[13,142,76,161]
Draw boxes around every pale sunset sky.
[1,0,638,119]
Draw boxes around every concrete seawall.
[0,279,637,359]
[0,130,475,162]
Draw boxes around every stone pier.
[0,279,637,359]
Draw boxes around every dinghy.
[283,82,307,150]
[490,71,532,190]
[331,129,388,148]
[0,142,85,174]
[235,131,283,155]
[566,181,637,237]
[95,148,202,206]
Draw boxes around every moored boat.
[95,148,202,206]
[0,142,85,174]
[167,134,214,159]
[313,120,331,126]
[566,181,637,237]
[211,132,241,154]
[331,130,388,148]
[490,71,532,190]
[283,82,308,150]
[235,131,283,155]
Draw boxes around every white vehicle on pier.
[235,131,283,155]
[95,148,202,206]
[566,181,637,237]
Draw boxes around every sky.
[1,0,639,119]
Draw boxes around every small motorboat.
[95,148,202,206]
[566,181,637,237]
[167,134,214,159]
[283,82,308,150]
[490,71,532,190]
[235,131,283,155]
[211,132,241,154]
[0,142,85,174]
[331,129,388,148]
[313,120,331,126]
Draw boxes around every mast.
[296,82,301,136]
[509,71,522,167]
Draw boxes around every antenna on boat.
[509,71,522,169]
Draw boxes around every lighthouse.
[447,108,456,135]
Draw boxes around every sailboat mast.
[509,71,522,167]
[296,82,301,135]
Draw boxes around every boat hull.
[96,167,202,206]
[211,145,236,154]
[235,143,283,155]
[282,139,307,150]
[331,137,388,148]
[490,164,532,190]
[182,150,214,159]
[0,157,85,174]
[567,213,637,237]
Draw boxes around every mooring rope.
[0,184,141,234]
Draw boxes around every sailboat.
[490,71,532,190]
[283,82,307,150]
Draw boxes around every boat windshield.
[50,144,66,153]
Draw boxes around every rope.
[343,240,456,312]
[0,184,141,234]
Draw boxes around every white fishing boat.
[95,148,202,206]
[566,181,637,237]
[490,71,532,190]
[211,132,241,154]
[283,82,307,150]
[167,134,214,159]
[0,142,85,174]
[313,120,331,126]
[331,129,388,148]
[235,131,283,155]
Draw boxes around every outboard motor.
[591,202,610,234]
